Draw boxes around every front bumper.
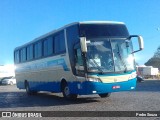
[69,78,136,95]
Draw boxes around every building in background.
[0,65,15,79]
[136,65,159,79]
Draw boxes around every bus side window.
[15,50,20,63]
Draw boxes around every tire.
[99,93,111,98]
[62,82,77,100]
[25,81,37,95]
[10,81,14,85]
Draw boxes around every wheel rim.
[64,86,70,97]
[26,86,29,92]
[26,83,29,93]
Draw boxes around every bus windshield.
[86,38,134,73]
[80,24,129,38]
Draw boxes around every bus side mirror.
[80,37,87,53]
[129,35,144,53]
[138,36,144,50]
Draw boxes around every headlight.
[87,77,102,82]
[129,72,137,79]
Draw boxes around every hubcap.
[64,86,70,96]
[26,84,29,93]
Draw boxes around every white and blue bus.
[14,21,144,99]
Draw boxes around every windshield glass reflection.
[86,38,114,72]
[111,39,134,72]
[86,38,134,73]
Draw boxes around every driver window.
[75,48,85,76]
[76,48,83,66]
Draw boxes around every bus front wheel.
[62,82,77,100]
[99,93,111,98]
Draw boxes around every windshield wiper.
[116,44,127,73]
[87,54,104,74]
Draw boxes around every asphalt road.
[0,80,160,119]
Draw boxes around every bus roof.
[14,21,125,51]
[79,21,124,24]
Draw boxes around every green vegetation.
[145,46,160,70]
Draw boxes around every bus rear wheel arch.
[61,80,77,100]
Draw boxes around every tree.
[153,46,160,58]
[145,46,160,70]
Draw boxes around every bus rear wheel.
[25,81,37,95]
[99,93,111,98]
[10,81,14,85]
[62,82,77,100]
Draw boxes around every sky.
[0,0,160,65]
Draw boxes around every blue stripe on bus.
[16,58,70,72]
[17,81,61,92]
[47,58,70,71]
[17,78,136,95]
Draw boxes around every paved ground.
[0,80,160,120]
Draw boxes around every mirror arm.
[129,35,144,53]
[128,35,139,40]
[132,49,142,54]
